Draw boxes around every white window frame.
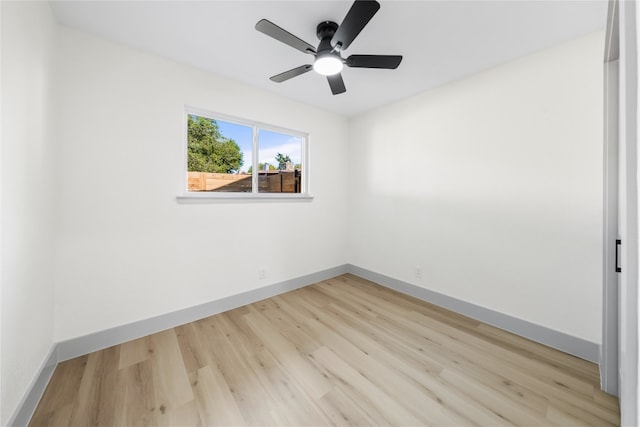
[178,106,312,201]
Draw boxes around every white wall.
[1,2,57,424]
[52,26,349,342]
[348,31,604,344]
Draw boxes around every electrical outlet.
[259,268,266,280]
[415,267,423,279]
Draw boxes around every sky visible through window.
[217,121,302,173]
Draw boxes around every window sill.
[176,193,314,203]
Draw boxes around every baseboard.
[10,262,600,426]
[346,264,600,363]
[56,264,349,362]
[9,265,348,426]
[7,345,58,427]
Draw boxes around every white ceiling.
[49,0,608,117]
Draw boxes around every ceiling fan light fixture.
[256,0,401,95]
[313,55,343,76]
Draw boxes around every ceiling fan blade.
[346,54,402,69]
[327,73,346,95]
[256,19,316,55]
[331,0,380,51]
[270,65,313,83]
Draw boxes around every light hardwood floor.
[30,274,620,426]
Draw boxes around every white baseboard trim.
[56,264,349,362]
[10,263,601,426]
[7,345,58,427]
[8,264,348,426]
[346,264,600,363]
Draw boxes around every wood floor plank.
[174,322,208,374]
[545,404,597,427]
[118,336,151,370]
[333,278,598,402]
[316,387,383,426]
[40,403,73,427]
[190,365,245,426]
[155,400,201,427]
[475,323,600,384]
[407,310,598,398]
[148,329,194,412]
[68,346,119,426]
[312,302,516,426]
[337,289,606,420]
[114,360,156,427]
[250,347,331,426]
[311,346,427,426]
[374,307,619,425]
[440,367,551,425]
[204,315,281,426]
[595,387,623,410]
[28,355,88,426]
[215,310,330,425]
[243,310,334,400]
[29,274,620,426]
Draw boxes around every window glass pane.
[257,129,303,193]
[187,114,252,193]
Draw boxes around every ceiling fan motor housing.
[316,21,340,58]
[316,21,338,41]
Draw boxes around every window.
[183,108,309,198]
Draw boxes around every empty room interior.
[3,0,640,426]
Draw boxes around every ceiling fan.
[255,0,402,95]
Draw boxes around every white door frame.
[616,0,639,425]
[602,0,619,396]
